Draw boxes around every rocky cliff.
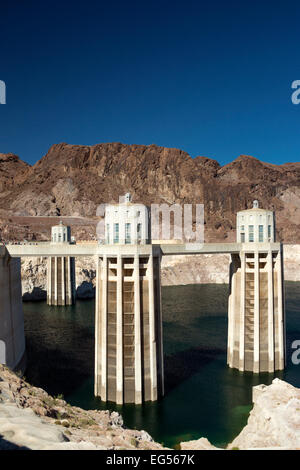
[21,256,96,301]
[161,244,300,285]
[180,378,300,450]
[0,142,300,243]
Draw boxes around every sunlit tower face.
[236,201,275,244]
[228,200,284,375]
[51,221,71,244]
[104,194,150,245]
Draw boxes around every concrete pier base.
[0,249,26,372]
[94,246,164,404]
[47,256,75,306]
[227,244,285,373]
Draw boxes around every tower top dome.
[124,193,132,203]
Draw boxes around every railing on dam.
[4,241,281,258]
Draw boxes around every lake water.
[23,282,300,448]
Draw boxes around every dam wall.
[0,247,26,371]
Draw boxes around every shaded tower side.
[227,245,285,373]
[94,248,164,404]
[47,256,76,306]
[0,252,26,372]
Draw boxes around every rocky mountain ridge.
[0,142,300,242]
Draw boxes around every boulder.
[228,378,300,450]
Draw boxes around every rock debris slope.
[1,367,300,450]
[0,365,163,450]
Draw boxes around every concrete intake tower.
[0,198,287,402]
[227,201,285,373]
[94,194,164,404]
[47,221,76,306]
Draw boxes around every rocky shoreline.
[0,365,163,450]
[0,365,299,450]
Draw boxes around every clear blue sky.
[1,0,300,166]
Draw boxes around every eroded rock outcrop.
[228,379,300,450]
[21,258,47,301]
[161,254,230,285]
[21,257,96,301]
[180,437,221,450]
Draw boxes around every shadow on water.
[22,282,300,448]
[23,300,94,397]
[0,436,29,450]
[25,339,93,397]
[23,287,46,302]
[164,347,224,394]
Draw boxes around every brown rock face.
[0,153,30,191]
[0,143,300,242]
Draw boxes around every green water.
[23,282,300,448]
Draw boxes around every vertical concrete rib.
[116,254,123,404]
[134,253,142,404]
[48,257,52,305]
[228,255,235,367]
[156,251,164,396]
[94,256,101,396]
[227,260,231,366]
[267,249,274,372]
[101,255,108,401]
[68,256,72,304]
[61,257,65,305]
[277,247,285,370]
[54,257,58,306]
[148,253,157,401]
[239,251,245,371]
[253,250,260,373]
